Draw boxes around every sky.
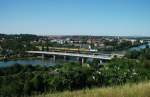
[0,0,150,36]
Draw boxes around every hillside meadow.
[34,81,150,97]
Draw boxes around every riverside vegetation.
[0,48,150,97]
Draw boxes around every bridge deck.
[26,51,113,60]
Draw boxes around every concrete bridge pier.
[64,56,66,61]
[53,55,56,62]
[81,58,84,64]
[99,60,103,65]
[42,54,44,59]
[99,60,103,64]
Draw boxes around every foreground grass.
[34,81,150,97]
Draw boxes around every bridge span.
[26,51,114,60]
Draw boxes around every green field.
[34,81,150,97]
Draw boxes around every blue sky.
[0,0,150,36]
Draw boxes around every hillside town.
[0,34,149,60]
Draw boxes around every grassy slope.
[35,82,150,97]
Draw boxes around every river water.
[129,42,150,51]
[0,59,55,67]
[0,57,81,68]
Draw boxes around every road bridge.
[26,51,115,64]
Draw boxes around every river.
[0,57,82,68]
[129,42,150,51]
[0,58,55,67]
